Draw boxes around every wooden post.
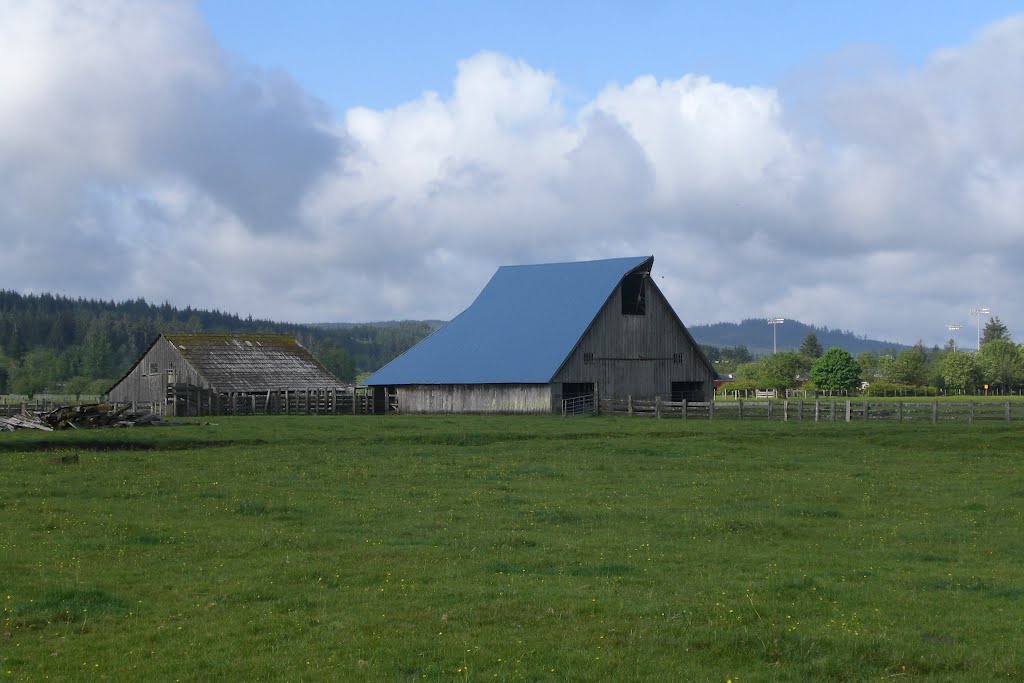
[681,398,688,420]
[1006,401,1012,423]
[813,401,819,422]
[968,401,974,424]
[251,394,256,415]
[655,395,661,419]
[783,400,789,422]
[845,401,851,422]
[932,401,938,424]
[738,400,744,420]
[627,395,633,416]
[897,402,903,422]
[709,400,715,420]
[798,401,803,421]
[862,401,869,421]
[831,400,836,422]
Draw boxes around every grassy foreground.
[1,416,1022,681]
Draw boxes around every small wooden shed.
[364,256,716,413]
[108,333,346,415]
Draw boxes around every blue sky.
[2,1,1023,345]
[199,1,1019,111]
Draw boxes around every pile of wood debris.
[0,404,163,432]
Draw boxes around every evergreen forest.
[0,290,434,397]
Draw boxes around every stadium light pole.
[945,323,962,352]
[970,307,989,350]
[768,318,785,354]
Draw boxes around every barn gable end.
[552,276,715,403]
[366,256,716,413]
[107,333,344,412]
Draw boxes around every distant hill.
[689,319,908,357]
[318,320,446,332]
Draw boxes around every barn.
[108,333,346,415]
[364,256,716,413]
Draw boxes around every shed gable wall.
[552,279,714,400]
[108,337,207,404]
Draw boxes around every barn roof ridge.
[364,255,655,386]
[108,332,343,395]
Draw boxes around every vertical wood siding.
[552,278,714,401]
[108,338,207,404]
[397,384,552,413]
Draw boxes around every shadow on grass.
[0,438,267,453]
[13,587,128,629]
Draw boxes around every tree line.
[709,318,1023,395]
[0,290,434,397]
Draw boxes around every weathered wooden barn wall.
[397,384,552,414]
[108,338,205,404]
[553,278,714,401]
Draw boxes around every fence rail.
[600,397,1017,423]
[1,387,378,418]
[561,394,596,416]
[155,385,377,417]
[0,398,78,417]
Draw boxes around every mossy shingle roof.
[162,333,342,392]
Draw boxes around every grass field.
[2,416,1022,681]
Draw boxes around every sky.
[2,1,1023,347]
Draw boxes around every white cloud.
[1,1,1023,345]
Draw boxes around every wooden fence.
[0,398,76,417]
[153,385,377,417]
[1,387,378,418]
[600,396,1018,423]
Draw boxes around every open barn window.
[621,272,646,315]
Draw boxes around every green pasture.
[2,416,1022,681]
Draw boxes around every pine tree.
[799,333,824,359]
[982,317,1011,344]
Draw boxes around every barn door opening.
[561,382,596,416]
[671,381,704,402]
[562,382,595,399]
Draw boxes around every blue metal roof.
[365,256,654,385]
